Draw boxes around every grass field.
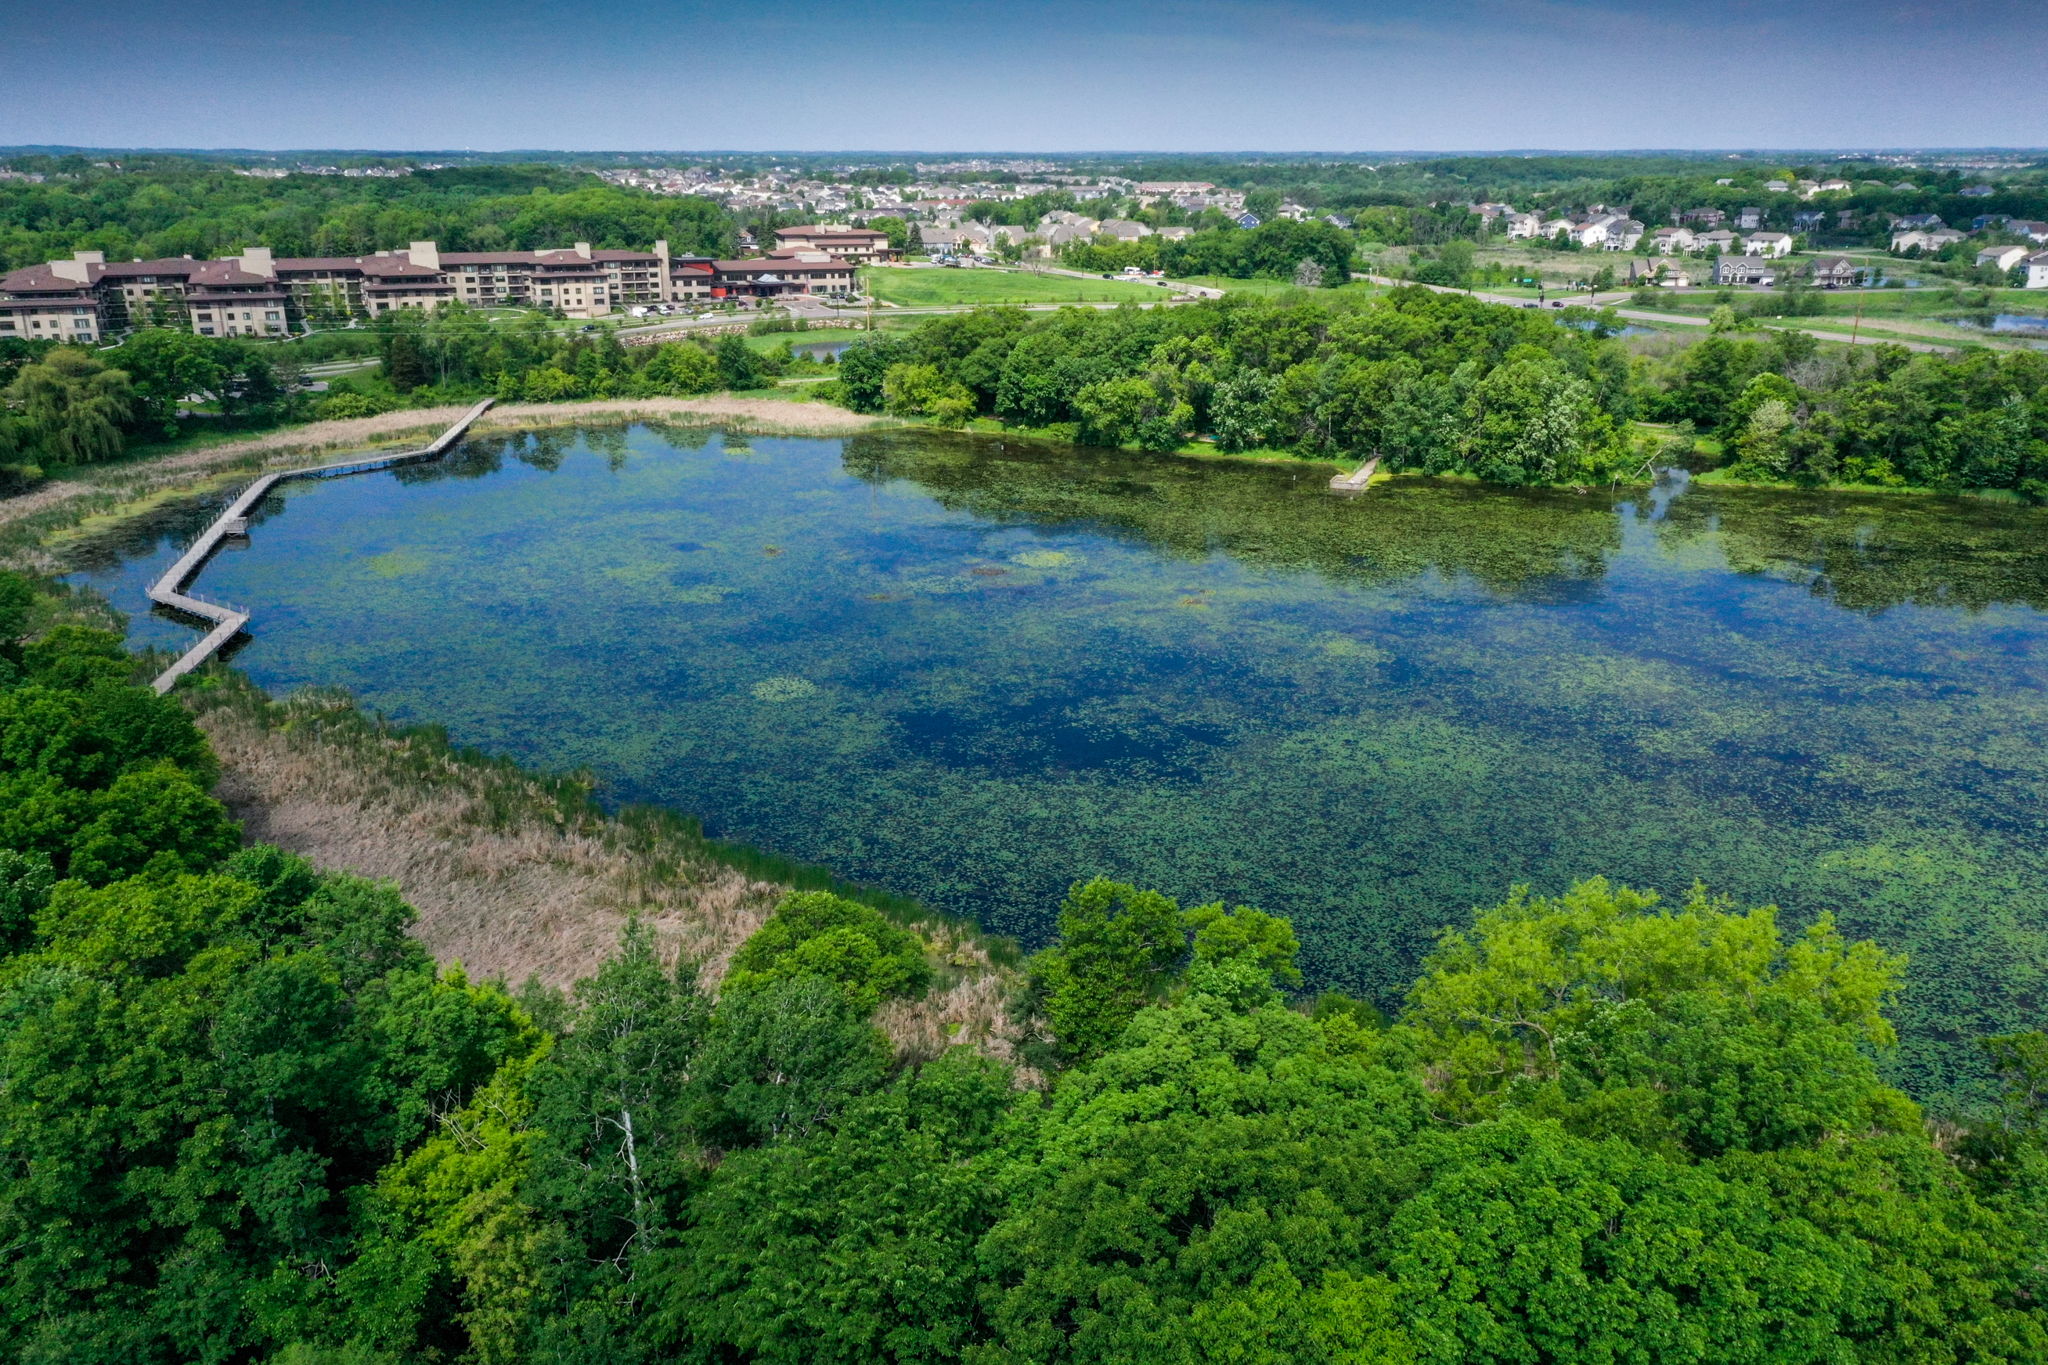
[1177,275,1376,298]
[860,266,1168,307]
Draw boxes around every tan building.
[3,236,854,339]
[771,226,892,263]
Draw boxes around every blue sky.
[3,0,2044,152]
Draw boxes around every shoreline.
[0,396,898,571]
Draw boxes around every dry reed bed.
[187,681,1024,1062]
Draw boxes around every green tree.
[722,889,931,1014]
[1030,877,1189,1063]
[1,347,134,464]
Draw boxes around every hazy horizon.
[6,0,2045,154]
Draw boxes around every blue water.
[63,425,2048,1103]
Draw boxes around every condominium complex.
[0,234,871,342]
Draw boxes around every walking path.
[144,399,495,694]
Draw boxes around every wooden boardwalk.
[145,399,495,694]
[1329,454,1381,494]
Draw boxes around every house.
[1695,230,1739,254]
[1795,180,1820,198]
[1894,213,1945,230]
[1155,226,1194,241]
[1539,217,1576,240]
[1977,245,2029,272]
[2025,251,2048,289]
[1818,179,1852,194]
[1972,214,2011,232]
[1959,185,1995,198]
[1324,213,1354,229]
[919,226,972,256]
[2011,221,2048,243]
[1233,212,1262,229]
[1097,219,1152,242]
[1807,257,1860,288]
[1764,179,1791,193]
[1736,207,1764,230]
[1504,211,1545,239]
[1715,257,1778,286]
[1793,210,1826,230]
[1681,207,1727,228]
[1891,228,1965,253]
[1605,219,1646,250]
[1744,232,1794,258]
[1650,226,1695,255]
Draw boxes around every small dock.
[145,399,494,694]
[1329,454,1381,495]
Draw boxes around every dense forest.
[0,569,2043,1362]
[0,163,735,271]
[833,290,2048,495]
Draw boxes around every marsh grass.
[180,669,1023,1059]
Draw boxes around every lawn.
[1176,275,1375,298]
[859,266,1167,307]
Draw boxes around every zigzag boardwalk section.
[146,399,495,694]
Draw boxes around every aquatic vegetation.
[64,423,2048,1107]
[751,676,819,702]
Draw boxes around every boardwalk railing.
[145,399,494,694]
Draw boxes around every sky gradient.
[4,0,2045,153]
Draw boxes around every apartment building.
[770,226,893,263]
[1,237,856,341]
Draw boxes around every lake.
[64,424,2048,1105]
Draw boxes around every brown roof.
[775,226,886,240]
[187,260,278,286]
[186,290,289,305]
[98,258,205,278]
[1,264,100,292]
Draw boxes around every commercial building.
[1,237,857,341]
[770,226,893,263]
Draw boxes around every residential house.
[1504,211,1545,239]
[1155,226,1194,242]
[1681,208,1727,227]
[1793,210,1827,230]
[2011,221,2048,243]
[1891,228,1965,253]
[1744,232,1794,258]
[1539,217,1576,241]
[1324,213,1354,229]
[1972,214,2011,232]
[1694,230,1739,254]
[1977,245,2029,272]
[1097,219,1152,242]
[1764,179,1791,193]
[1603,219,1646,250]
[1650,226,1695,255]
[919,226,972,256]
[2025,251,2048,289]
[1806,257,1860,288]
[1736,207,1764,230]
[1818,179,1852,194]
[1894,213,1945,230]
[1714,257,1779,286]
[1233,211,1262,229]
